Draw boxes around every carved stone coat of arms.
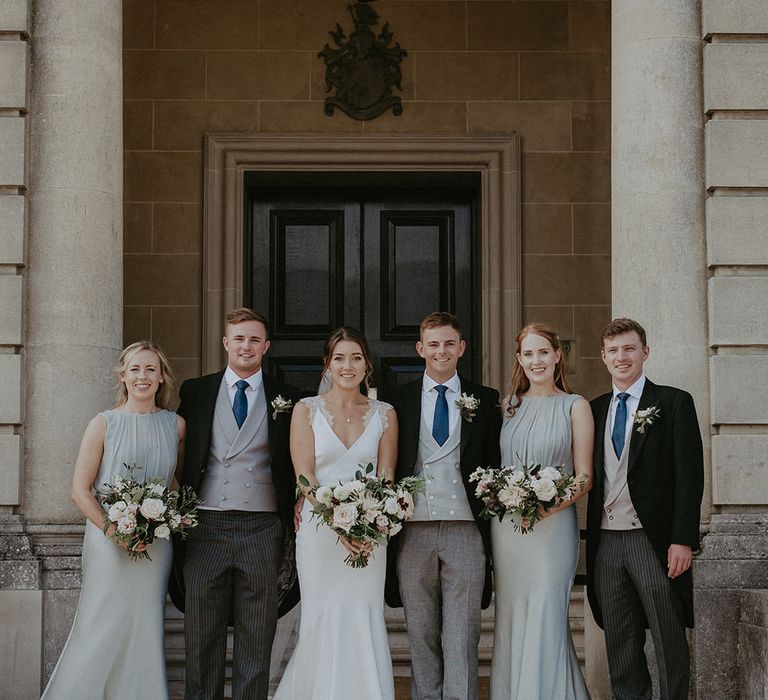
[318,0,407,120]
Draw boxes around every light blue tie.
[233,380,249,429]
[432,385,449,446]
[611,392,630,458]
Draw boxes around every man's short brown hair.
[600,317,647,347]
[225,307,270,338]
[419,311,463,340]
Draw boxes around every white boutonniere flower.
[455,393,480,422]
[633,406,660,433]
[271,395,293,420]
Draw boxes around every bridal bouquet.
[469,463,581,533]
[298,464,426,568]
[100,464,200,560]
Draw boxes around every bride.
[273,326,398,700]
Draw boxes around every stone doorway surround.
[202,134,521,393]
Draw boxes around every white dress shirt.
[224,366,263,416]
[608,374,646,450]
[421,371,462,438]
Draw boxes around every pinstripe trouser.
[183,510,283,700]
[594,530,689,700]
[397,520,485,700]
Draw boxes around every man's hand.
[667,543,692,579]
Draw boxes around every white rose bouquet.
[469,463,582,533]
[100,463,200,560]
[298,463,426,568]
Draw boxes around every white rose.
[384,496,401,515]
[498,485,525,509]
[154,523,171,540]
[332,503,358,532]
[389,521,402,536]
[531,477,557,502]
[139,497,167,520]
[333,483,353,502]
[107,500,127,522]
[117,514,136,534]
[316,486,334,506]
[507,469,525,484]
[539,467,562,482]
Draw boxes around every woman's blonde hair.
[507,323,569,415]
[114,340,175,409]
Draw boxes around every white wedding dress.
[273,396,395,700]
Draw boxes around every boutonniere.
[271,395,293,420]
[455,393,480,422]
[633,406,660,433]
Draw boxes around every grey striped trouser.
[397,520,485,700]
[594,529,689,700]
[183,510,282,700]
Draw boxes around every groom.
[386,311,501,700]
[586,318,704,700]
[171,308,300,700]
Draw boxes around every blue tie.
[611,392,630,458]
[432,385,449,446]
[233,380,249,429]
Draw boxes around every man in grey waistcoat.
[385,312,501,700]
[170,308,300,700]
[587,318,704,700]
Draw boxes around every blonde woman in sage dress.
[491,324,594,700]
[41,341,185,700]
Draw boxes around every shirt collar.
[423,371,460,395]
[225,366,263,391]
[613,374,645,402]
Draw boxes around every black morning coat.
[384,375,502,610]
[586,379,704,629]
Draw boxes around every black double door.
[247,183,479,398]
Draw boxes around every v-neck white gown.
[273,396,395,700]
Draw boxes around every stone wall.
[122,0,613,399]
[695,1,768,697]
[0,2,37,696]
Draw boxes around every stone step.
[165,587,588,698]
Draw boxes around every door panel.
[248,186,477,398]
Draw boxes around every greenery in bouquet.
[469,463,581,533]
[100,463,200,560]
[298,463,426,568]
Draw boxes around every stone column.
[612,0,708,411]
[16,1,122,693]
[585,2,710,698]
[26,0,123,522]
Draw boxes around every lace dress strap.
[300,396,330,426]
[364,399,394,432]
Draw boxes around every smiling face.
[121,348,163,401]
[326,339,368,390]
[517,332,560,388]
[417,325,465,384]
[601,330,649,391]
[223,319,270,378]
